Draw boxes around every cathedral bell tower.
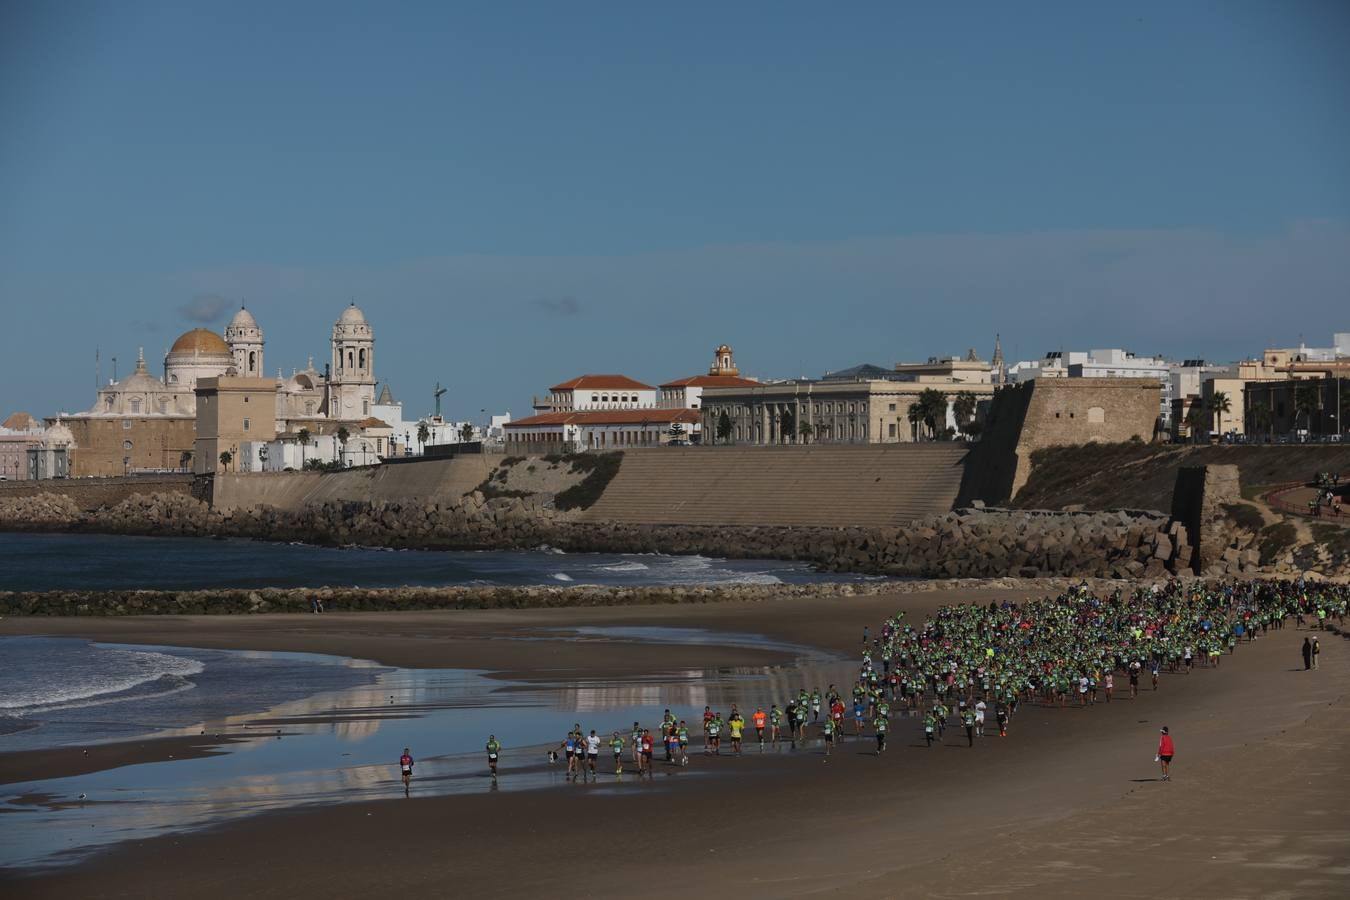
[330,303,376,419]
[225,305,264,377]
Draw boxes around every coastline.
[2,588,1347,897]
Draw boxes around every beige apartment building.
[194,376,279,473]
[699,379,996,445]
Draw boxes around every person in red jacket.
[1157,727,1175,781]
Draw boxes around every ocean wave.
[1,648,205,715]
[599,561,650,573]
[550,572,574,582]
[9,674,200,716]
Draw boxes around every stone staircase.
[579,444,969,528]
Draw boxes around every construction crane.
[433,382,447,418]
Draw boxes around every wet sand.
[3,588,1347,898]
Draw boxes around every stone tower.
[710,344,740,377]
[330,303,376,420]
[225,305,264,377]
[992,334,1006,385]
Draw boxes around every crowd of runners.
[398,578,1346,784]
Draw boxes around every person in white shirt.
[974,699,987,737]
[585,730,601,779]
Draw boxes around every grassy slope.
[1012,443,1350,512]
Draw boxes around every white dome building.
[164,328,234,395]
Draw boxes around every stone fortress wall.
[960,378,1161,505]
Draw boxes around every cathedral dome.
[338,303,367,326]
[43,422,75,447]
[170,328,230,355]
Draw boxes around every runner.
[961,706,976,747]
[639,728,655,775]
[873,713,888,755]
[974,699,986,737]
[564,730,578,778]
[486,734,501,779]
[399,747,414,794]
[677,720,690,766]
[822,715,835,758]
[811,689,822,723]
[707,714,722,755]
[923,711,937,747]
[585,729,600,780]
[752,706,768,749]
[610,731,625,777]
[769,704,783,745]
[1156,726,1175,781]
[631,721,643,766]
[728,710,744,756]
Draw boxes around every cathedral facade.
[51,304,381,476]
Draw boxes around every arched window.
[347,350,354,369]
[248,351,256,372]
[359,349,366,369]
[130,398,141,414]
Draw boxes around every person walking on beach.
[1311,636,1320,670]
[399,747,414,795]
[1302,637,1313,670]
[486,735,501,779]
[1156,727,1174,782]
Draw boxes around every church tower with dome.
[329,303,376,420]
[225,305,264,377]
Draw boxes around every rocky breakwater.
[3,581,888,616]
[2,490,1207,580]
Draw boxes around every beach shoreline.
[3,586,1347,897]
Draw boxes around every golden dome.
[169,328,230,355]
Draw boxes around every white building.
[504,408,700,452]
[534,375,658,413]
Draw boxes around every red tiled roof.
[659,375,761,389]
[505,409,701,428]
[549,375,655,392]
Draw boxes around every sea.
[0,532,873,868]
[0,532,866,592]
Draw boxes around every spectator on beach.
[1302,637,1313,670]
[1311,636,1320,670]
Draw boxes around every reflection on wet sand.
[3,635,849,871]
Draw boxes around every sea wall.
[0,489,1273,580]
[0,474,196,511]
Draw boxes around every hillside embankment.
[1012,442,1350,511]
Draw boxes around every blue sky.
[2,1,1348,420]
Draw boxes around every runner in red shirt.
[639,729,655,776]
[399,747,414,795]
[1156,727,1175,781]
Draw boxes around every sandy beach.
[2,586,1347,898]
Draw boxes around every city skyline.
[3,2,1348,419]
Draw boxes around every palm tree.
[218,450,233,472]
[459,422,474,443]
[1208,390,1231,438]
[918,389,948,440]
[297,428,311,467]
[798,421,813,443]
[1184,404,1207,443]
[1294,381,1317,435]
[907,403,923,441]
[952,391,978,439]
[1248,402,1271,442]
[779,408,796,442]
